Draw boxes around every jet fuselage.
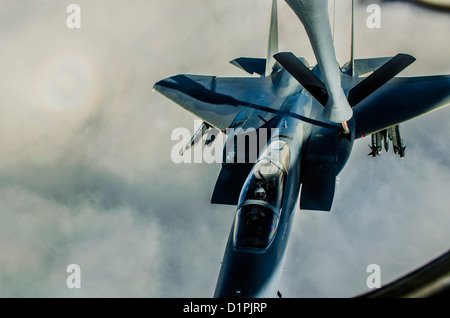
[214,66,356,297]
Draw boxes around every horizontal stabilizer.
[348,54,416,107]
[274,52,328,106]
[230,57,267,76]
[353,57,394,77]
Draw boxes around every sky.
[0,0,449,298]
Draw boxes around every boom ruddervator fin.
[348,53,416,107]
[274,52,417,111]
[274,52,328,106]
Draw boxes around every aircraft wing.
[155,74,287,206]
[353,75,450,138]
[154,74,274,131]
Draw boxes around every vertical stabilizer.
[266,0,279,76]
[350,0,355,77]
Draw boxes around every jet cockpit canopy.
[234,140,290,249]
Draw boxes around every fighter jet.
[154,0,450,297]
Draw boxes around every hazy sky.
[0,0,449,297]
